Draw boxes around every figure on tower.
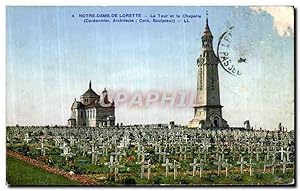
[188,12,229,128]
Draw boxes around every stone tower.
[188,14,229,128]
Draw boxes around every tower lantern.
[202,11,213,50]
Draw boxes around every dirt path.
[7,150,98,185]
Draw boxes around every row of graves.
[6,125,295,185]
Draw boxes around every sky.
[6,6,294,130]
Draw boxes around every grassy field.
[6,152,295,186]
[88,170,295,185]
[6,155,80,186]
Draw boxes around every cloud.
[250,6,294,37]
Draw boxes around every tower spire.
[202,10,213,49]
[206,10,208,26]
[89,80,91,89]
[203,10,212,35]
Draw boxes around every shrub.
[154,176,162,184]
[63,165,71,172]
[50,155,66,169]
[21,144,30,155]
[119,167,127,173]
[107,173,115,181]
[255,173,264,179]
[73,165,84,174]
[276,172,285,179]
[27,149,40,159]
[13,145,30,156]
[123,177,137,185]
[232,175,243,181]
[180,178,190,184]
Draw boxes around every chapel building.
[68,81,115,127]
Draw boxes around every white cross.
[158,147,169,163]
[23,133,32,144]
[87,142,99,165]
[68,136,76,147]
[194,146,204,158]
[237,156,247,175]
[182,135,189,143]
[111,158,124,181]
[54,136,61,147]
[170,160,181,180]
[246,158,255,177]
[222,159,232,177]
[198,159,205,178]
[61,146,75,162]
[7,133,13,144]
[248,144,254,159]
[214,146,220,160]
[81,141,89,157]
[254,148,262,162]
[265,146,271,160]
[278,146,285,160]
[136,154,148,178]
[213,156,223,176]
[177,145,187,161]
[219,145,228,161]
[202,145,210,161]
[135,145,144,161]
[271,154,276,175]
[285,147,292,161]
[189,158,199,177]
[36,138,49,157]
[104,155,115,173]
[153,143,160,154]
[99,143,110,156]
[280,156,288,174]
[144,160,155,180]
[97,136,104,145]
[272,139,279,152]
[263,155,267,173]
[113,148,127,162]
[162,158,173,177]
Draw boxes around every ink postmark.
[217,25,242,76]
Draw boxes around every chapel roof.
[81,80,100,98]
[71,100,83,109]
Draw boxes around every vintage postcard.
[6,6,295,186]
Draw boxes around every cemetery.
[6,125,295,185]
[5,5,295,188]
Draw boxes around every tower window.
[202,66,204,90]
[203,40,208,47]
[200,66,203,90]
[211,67,215,90]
